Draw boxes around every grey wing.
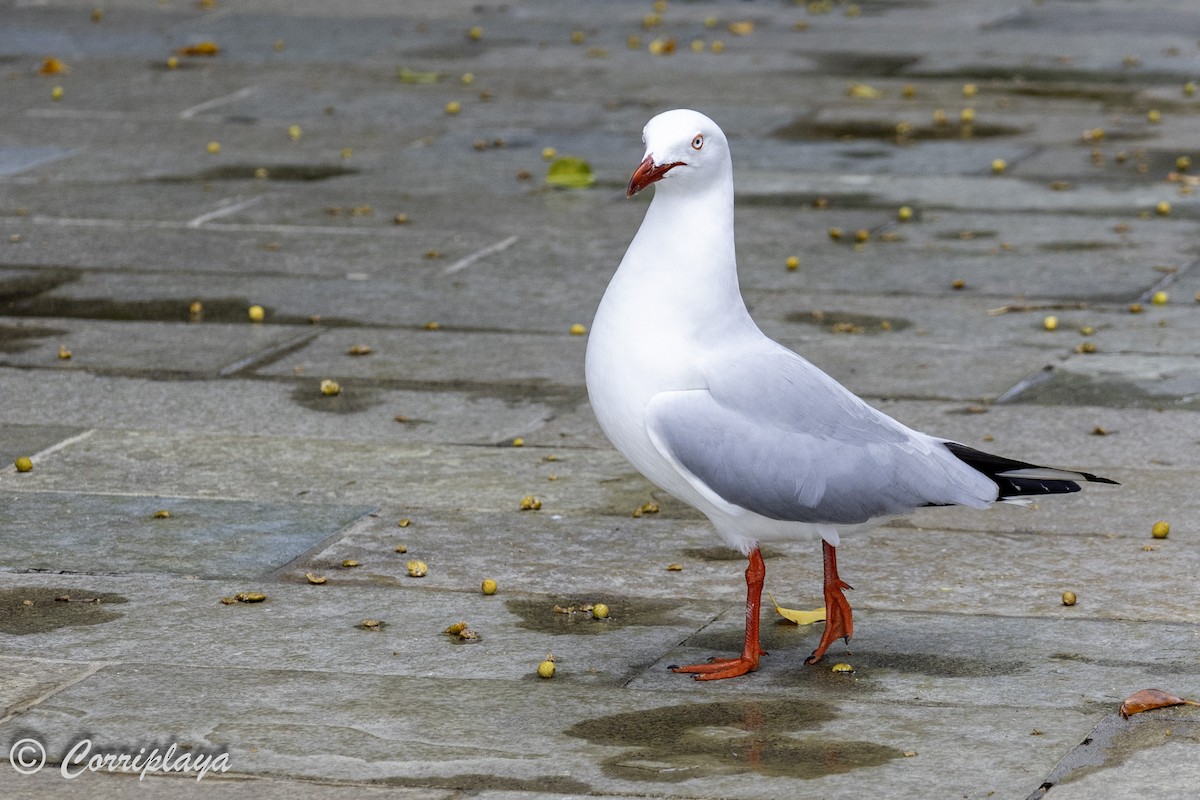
[644,347,997,524]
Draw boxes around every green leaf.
[545,156,595,189]
[398,67,441,84]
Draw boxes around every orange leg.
[805,540,853,665]
[671,547,767,680]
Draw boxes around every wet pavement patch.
[0,587,127,635]
[155,164,358,182]
[1004,370,1200,411]
[506,595,689,635]
[0,323,67,353]
[785,309,912,335]
[0,492,375,578]
[773,118,1023,142]
[290,384,382,414]
[845,650,1028,678]
[371,774,592,793]
[565,699,903,781]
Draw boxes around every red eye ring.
[691,134,704,150]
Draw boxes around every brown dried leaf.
[39,57,69,75]
[1118,687,1200,719]
[178,41,220,56]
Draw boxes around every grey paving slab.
[0,656,99,722]
[3,1,1200,798]
[0,423,87,467]
[0,662,1100,799]
[1033,706,1200,800]
[0,492,374,578]
[0,572,714,687]
[0,367,564,446]
[0,317,314,376]
[4,772,452,800]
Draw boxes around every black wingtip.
[944,442,1117,498]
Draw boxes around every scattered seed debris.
[304,572,327,585]
[520,495,542,511]
[341,559,361,568]
[406,559,428,577]
[1062,591,1077,606]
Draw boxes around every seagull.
[585,109,1117,680]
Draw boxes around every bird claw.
[671,655,760,681]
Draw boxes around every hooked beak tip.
[627,155,681,197]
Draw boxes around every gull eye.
[691,134,704,150]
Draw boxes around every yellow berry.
[461,72,474,85]
[1152,291,1168,305]
[247,304,265,322]
[288,124,302,141]
[591,603,610,619]
[467,26,483,41]
[206,141,221,154]
[1062,591,1077,606]
[962,82,978,97]
[831,662,855,673]
[542,146,558,161]
[1185,82,1197,97]
[991,158,1006,174]
[320,379,340,396]
[897,206,913,222]
[828,227,843,241]
[854,229,870,243]
[960,108,975,124]
[711,40,725,54]
[166,56,179,69]
[14,457,33,473]
[1151,520,1170,539]
[51,86,64,101]
[511,437,524,447]
[481,578,497,595]
[1147,109,1162,123]
[444,100,461,115]
[569,323,587,335]
[785,255,799,271]
[1176,156,1191,171]
[1155,200,1171,215]
[537,659,556,678]
[1043,315,1058,331]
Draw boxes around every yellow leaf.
[847,83,882,99]
[767,591,826,625]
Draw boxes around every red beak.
[627,155,684,197]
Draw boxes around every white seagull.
[585,109,1116,680]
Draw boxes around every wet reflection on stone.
[566,699,902,781]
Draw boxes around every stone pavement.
[1,0,1199,797]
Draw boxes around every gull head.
[626,109,729,198]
